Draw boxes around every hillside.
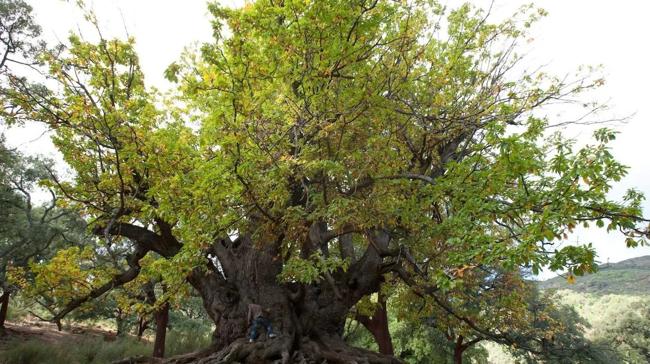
[486,256,650,363]
[538,255,650,295]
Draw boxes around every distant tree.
[508,288,615,364]
[391,317,489,364]
[0,1,57,335]
[345,295,489,364]
[387,272,614,364]
[390,267,548,364]
[0,137,85,333]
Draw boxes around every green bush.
[5,298,31,322]
[165,329,212,357]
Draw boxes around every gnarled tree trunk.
[172,230,403,364]
[153,301,170,358]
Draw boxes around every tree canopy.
[1,0,649,362]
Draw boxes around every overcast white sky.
[4,0,650,278]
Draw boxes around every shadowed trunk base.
[163,335,402,364]
[111,335,402,364]
[111,231,403,364]
[0,291,10,336]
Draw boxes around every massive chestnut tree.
[2,0,649,362]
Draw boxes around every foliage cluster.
[1,0,650,362]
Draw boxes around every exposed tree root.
[161,335,402,364]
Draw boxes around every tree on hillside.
[593,299,650,363]
[2,0,649,362]
[502,287,613,363]
[1,2,68,335]
[391,268,585,364]
[407,268,530,364]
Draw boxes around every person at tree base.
[247,303,276,343]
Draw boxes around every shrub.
[164,329,212,357]
[0,340,72,364]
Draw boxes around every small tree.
[0,138,86,333]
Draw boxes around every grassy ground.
[0,320,211,364]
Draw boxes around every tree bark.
[153,301,170,358]
[453,336,464,364]
[356,295,394,355]
[174,231,403,364]
[0,290,9,335]
[115,309,127,337]
[137,316,149,340]
[452,336,483,364]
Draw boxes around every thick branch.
[346,229,392,301]
[94,221,181,258]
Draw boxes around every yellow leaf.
[567,274,576,284]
